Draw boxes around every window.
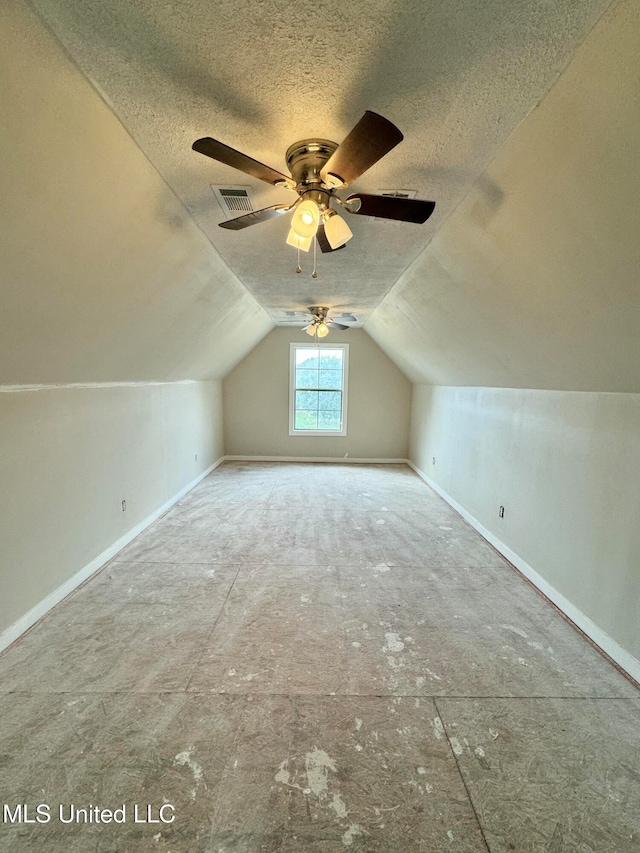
[289,343,349,436]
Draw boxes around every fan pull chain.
[311,237,318,278]
[295,241,301,274]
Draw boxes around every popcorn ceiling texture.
[30,0,611,324]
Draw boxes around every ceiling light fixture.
[304,320,329,339]
[322,210,353,249]
[297,307,356,340]
[285,228,313,252]
[291,199,320,240]
[192,111,436,278]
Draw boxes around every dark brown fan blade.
[346,194,435,224]
[316,223,346,253]
[320,111,403,187]
[327,321,350,330]
[219,205,290,230]
[193,137,292,186]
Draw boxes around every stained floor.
[0,462,638,851]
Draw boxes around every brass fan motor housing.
[286,138,338,208]
[307,306,329,322]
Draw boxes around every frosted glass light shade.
[291,200,320,238]
[286,228,312,252]
[323,211,353,249]
[305,324,317,337]
[316,322,330,338]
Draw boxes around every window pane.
[296,390,318,410]
[291,344,347,434]
[318,391,341,411]
[318,350,343,370]
[318,369,342,390]
[296,348,319,367]
[295,410,318,430]
[296,368,318,389]
[318,410,341,430]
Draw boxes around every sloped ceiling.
[3,0,636,390]
[27,0,611,325]
[367,0,640,392]
[0,0,272,384]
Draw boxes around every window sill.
[289,429,348,437]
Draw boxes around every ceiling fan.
[288,306,357,339]
[192,111,436,259]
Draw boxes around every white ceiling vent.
[211,185,255,215]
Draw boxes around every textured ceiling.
[31,0,610,325]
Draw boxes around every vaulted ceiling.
[2,0,638,389]
[28,0,612,322]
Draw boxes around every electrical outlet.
[499,505,504,518]
[121,500,127,512]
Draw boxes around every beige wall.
[410,385,640,667]
[0,382,223,638]
[367,0,640,392]
[224,328,411,459]
[368,0,640,675]
[0,0,269,642]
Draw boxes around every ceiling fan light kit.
[298,307,356,340]
[306,321,330,338]
[192,111,436,277]
[323,209,353,249]
[291,199,321,239]
[286,228,313,252]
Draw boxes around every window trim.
[289,342,349,437]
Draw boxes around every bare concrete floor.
[0,462,638,851]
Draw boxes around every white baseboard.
[408,461,640,686]
[0,457,224,655]
[223,455,410,464]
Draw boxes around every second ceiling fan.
[192,111,436,256]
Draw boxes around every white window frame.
[289,342,349,437]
